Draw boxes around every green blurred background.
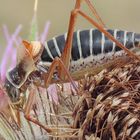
[0,0,140,51]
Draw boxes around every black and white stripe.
[41,29,139,64]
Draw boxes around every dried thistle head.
[73,60,140,140]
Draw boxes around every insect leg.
[9,103,21,127]
[61,0,140,74]
[60,0,106,77]
[24,87,52,133]
[77,10,140,60]
[60,0,81,76]
[24,79,76,133]
[56,0,106,87]
[43,57,78,93]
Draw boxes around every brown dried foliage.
[1,60,140,140]
[73,60,140,140]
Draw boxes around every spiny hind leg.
[43,57,78,93]
[60,0,106,77]
[61,0,139,73]
[24,87,52,133]
[24,57,79,133]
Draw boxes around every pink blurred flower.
[0,25,22,112]
[0,25,22,82]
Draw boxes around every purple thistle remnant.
[40,21,51,43]
[0,25,22,82]
[9,48,17,70]
[0,25,22,112]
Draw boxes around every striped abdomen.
[41,29,140,77]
